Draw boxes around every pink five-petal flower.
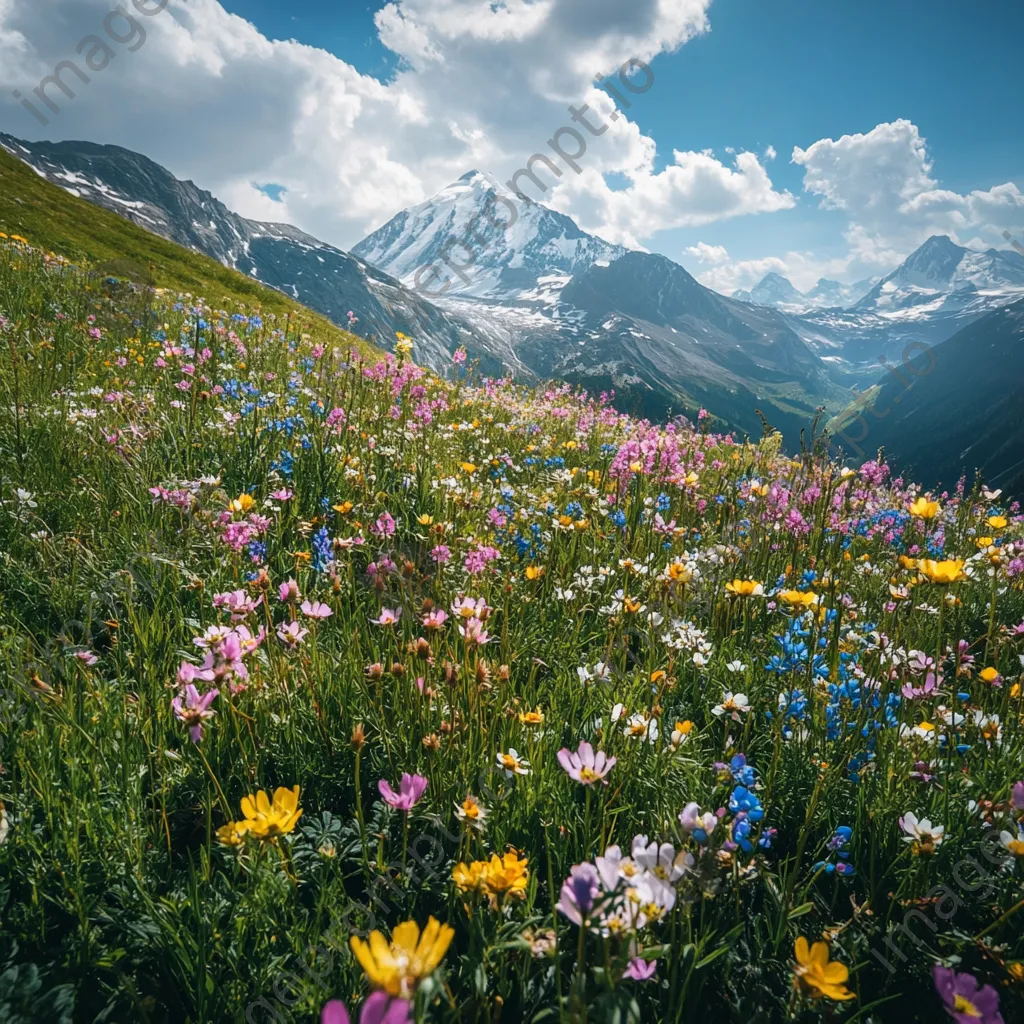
[378,773,428,811]
[556,741,616,785]
[623,957,657,982]
[373,607,402,626]
[171,684,219,743]
[301,599,333,620]
[276,621,309,647]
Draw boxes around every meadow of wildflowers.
[1,235,1023,1024]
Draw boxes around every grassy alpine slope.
[0,144,372,358]
[1,230,1023,1024]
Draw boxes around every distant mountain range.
[352,167,844,439]
[794,235,1024,370]
[3,132,1022,490]
[732,272,878,311]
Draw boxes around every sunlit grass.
[0,239,1022,1023]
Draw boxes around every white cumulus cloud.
[0,0,796,253]
[792,119,1024,267]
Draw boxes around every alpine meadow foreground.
[1,236,1023,1024]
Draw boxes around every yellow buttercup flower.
[726,579,763,597]
[917,559,966,585]
[237,786,303,840]
[230,493,256,513]
[792,937,855,1002]
[350,916,454,998]
[482,851,530,901]
[908,497,940,519]
[216,821,248,847]
[667,561,692,583]
[987,515,1008,530]
[777,589,819,611]
[525,565,545,580]
[518,707,544,726]
[453,860,487,892]
[416,513,434,526]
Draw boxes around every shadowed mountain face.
[530,252,842,441]
[852,296,1024,497]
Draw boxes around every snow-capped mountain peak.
[855,234,1024,314]
[352,171,626,299]
[732,272,803,308]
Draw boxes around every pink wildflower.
[556,741,616,785]
[378,773,428,812]
[373,607,402,627]
[301,600,333,620]
[172,684,219,743]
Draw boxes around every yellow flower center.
[953,995,982,1017]
[579,767,599,782]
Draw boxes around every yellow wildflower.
[792,937,855,1001]
[236,786,303,840]
[726,579,763,597]
[917,559,966,584]
[908,497,940,519]
[482,851,530,900]
[518,707,545,727]
[777,589,819,611]
[350,917,454,998]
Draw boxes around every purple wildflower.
[933,965,1003,1023]
[378,773,428,812]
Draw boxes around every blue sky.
[3,0,1021,294]
[214,0,1024,290]
[223,0,1023,194]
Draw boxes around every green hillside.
[0,144,375,355]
